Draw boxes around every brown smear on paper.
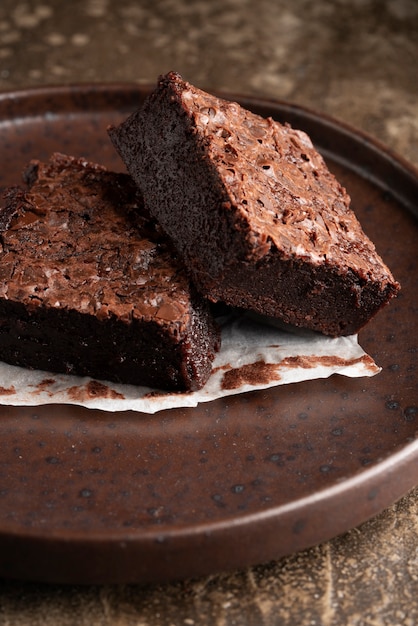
[279,354,378,370]
[31,378,56,396]
[66,380,125,402]
[221,354,379,390]
[222,360,281,390]
[0,385,16,395]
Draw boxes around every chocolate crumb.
[142,389,192,399]
[142,390,170,399]
[30,378,56,396]
[0,386,16,395]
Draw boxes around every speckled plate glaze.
[0,84,417,585]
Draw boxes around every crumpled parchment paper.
[0,311,379,413]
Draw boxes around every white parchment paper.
[0,312,379,413]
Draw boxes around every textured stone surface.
[0,0,417,623]
[0,493,417,625]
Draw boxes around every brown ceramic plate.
[0,84,417,585]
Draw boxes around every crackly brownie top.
[0,153,193,328]
[167,72,395,284]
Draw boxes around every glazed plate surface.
[0,84,417,584]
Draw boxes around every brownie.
[0,153,219,391]
[108,72,400,337]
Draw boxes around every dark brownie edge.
[207,254,399,337]
[108,80,251,287]
[0,299,205,390]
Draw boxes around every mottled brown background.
[0,0,417,624]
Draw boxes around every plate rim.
[1,80,417,177]
[0,82,417,583]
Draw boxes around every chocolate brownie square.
[109,72,400,336]
[0,153,219,390]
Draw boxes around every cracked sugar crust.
[0,153,194,332]
[182,82,395,284]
